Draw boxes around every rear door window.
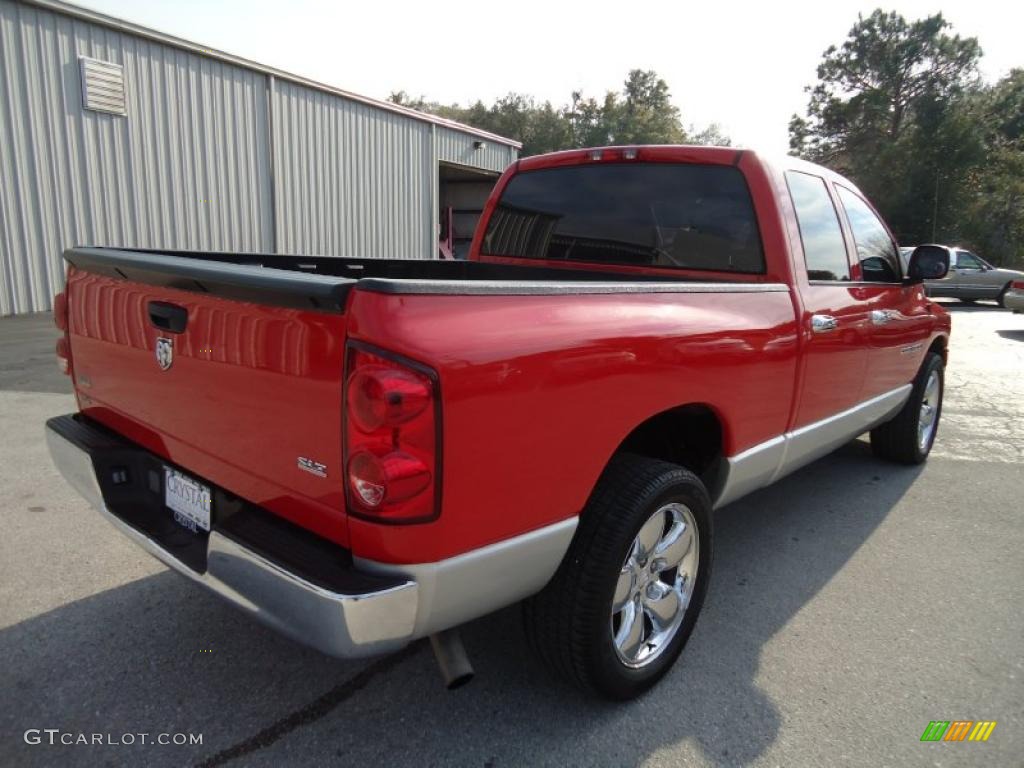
[481,163,765,273]
[785,171,851,281]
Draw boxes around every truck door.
[833,185,933,397]
[785,171,871,428]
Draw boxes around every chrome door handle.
[811,314,838,333]
[871,309,900,325]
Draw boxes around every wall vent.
[80,57,126,115]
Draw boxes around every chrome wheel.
[611,502,699,669]
[918,369,941,452]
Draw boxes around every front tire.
[870,352,944,464]
[523,454,713,700]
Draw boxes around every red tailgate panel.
[67,269,350,546]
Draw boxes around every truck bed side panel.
[346,288,798,563]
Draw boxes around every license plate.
[164,467,211,532]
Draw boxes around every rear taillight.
[54,291,72,375]
[55,336,72,375]
[344,343,440,523]
[53,292,68,331]
[1012,280,1024,290]
[348,365,431,431]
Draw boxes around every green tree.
[568,92,618,148]
[961,143,1024,266]
[984,68,1024,141]
[612,70,687,144]
[958,70,1024,266]
[790,10,981,163]
[387,69,688,156]
[789,9,987,248]
[388,91,462,122]
[690,123,732,147]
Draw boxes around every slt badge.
[155,337,174,370]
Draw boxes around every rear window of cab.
[481,163,765,274]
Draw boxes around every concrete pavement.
[1,303,1021,767]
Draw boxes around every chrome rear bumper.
[45,415,418,658]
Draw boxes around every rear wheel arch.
[607,403,726,496]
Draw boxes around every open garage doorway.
[438,163,501,260]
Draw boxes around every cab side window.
[836,185,901,283]
[786,171,851,281]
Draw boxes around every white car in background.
[1003,280,1024,313]
[900,246,1024,307]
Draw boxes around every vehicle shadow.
[0,440,922,768]
[996,329,1024,342]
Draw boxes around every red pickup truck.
[46,146,951,699]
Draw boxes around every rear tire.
[523,454,712,700]
[870,353,944,464]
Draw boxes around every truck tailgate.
[64,248,355,546]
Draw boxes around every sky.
[78,0,1023,155]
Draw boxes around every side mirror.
[906,245,949,283]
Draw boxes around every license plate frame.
[164,466,212,533]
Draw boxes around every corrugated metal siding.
[272,81,432,259]
[0,0,519,315]
[0,0,273,314]
[436,126,517,174]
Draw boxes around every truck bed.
[60,246,791,556]
[64,247,778,313]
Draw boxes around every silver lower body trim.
[714,385,912,508]
[45,424,418,659]
[47,418,580,655]
[356,517,579,639]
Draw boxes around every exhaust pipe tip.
[445,670,474,690]
[429,629,474,690]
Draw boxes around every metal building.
[0,0,520,316]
